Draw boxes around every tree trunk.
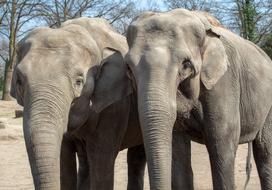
[2,63,13,100]
[3,0,16,100]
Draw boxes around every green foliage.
[261,34,272,59]
[243,0,257,41]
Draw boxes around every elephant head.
[10,18,131,189]
[126,9,228,189]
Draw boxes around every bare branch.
[0,51,7,63]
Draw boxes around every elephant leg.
[60,134,77,190]
[172,130,193,190]
[126,132,193,190]
[206,140,237,190]
[86,98,129,189]
[75,141,89,190]
[87,140,117,190]
[127,144,146,190]
[253,107,272,190]
[205,122,239,190]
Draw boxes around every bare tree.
[164,0,217,11]
[163,0,272,44]
[0,1,8,30]
[0,40,7,96]
[251,0,272,43]
[101,1,139,34]
[217,0,272,43]
[0,39,8,71]
[38,0,99,28]
[0,0,44,100]
[38,0,137,33]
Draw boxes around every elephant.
[10,17,132,189]
[66,122,192,190]
[64,75,193,190]
[10,17,193,190]
[125,8,272,190]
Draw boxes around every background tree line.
[0,0,271,100]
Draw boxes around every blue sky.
[138,0,166,10]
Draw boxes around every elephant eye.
[75,77,84,86]
[182,60,193,70]
[181,59,196,77]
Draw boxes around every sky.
[138,0,166,10]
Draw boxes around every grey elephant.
[126,8,272,190]
[10,17,192,190]
[10,17,132,189]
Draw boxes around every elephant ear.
[200,32,229,90]
[10,41,29,106]
[191,11,228,89]
[91,47,132,113]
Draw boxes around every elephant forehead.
[24,26,95,52]
[26,31,78,50]
[16,45,92,79]
[132,9,195,31]
[18,27,99,65]
[131,17,178,37]
[17,50,70,75]
[128,9,206,46]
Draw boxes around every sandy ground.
[0,100,261,190]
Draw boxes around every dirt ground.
[0,100,261,190]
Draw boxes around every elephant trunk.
[23,85,70,190]
[137,68,177,190]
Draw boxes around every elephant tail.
[244,142,252,190]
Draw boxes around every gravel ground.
[0,100,261,190]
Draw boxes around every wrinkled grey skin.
[126,8,272,190]
[64,90,144,190]
[127,131,193,190]
[10,17,192,190]
[65,87,193,190]
[10,17,131,190]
